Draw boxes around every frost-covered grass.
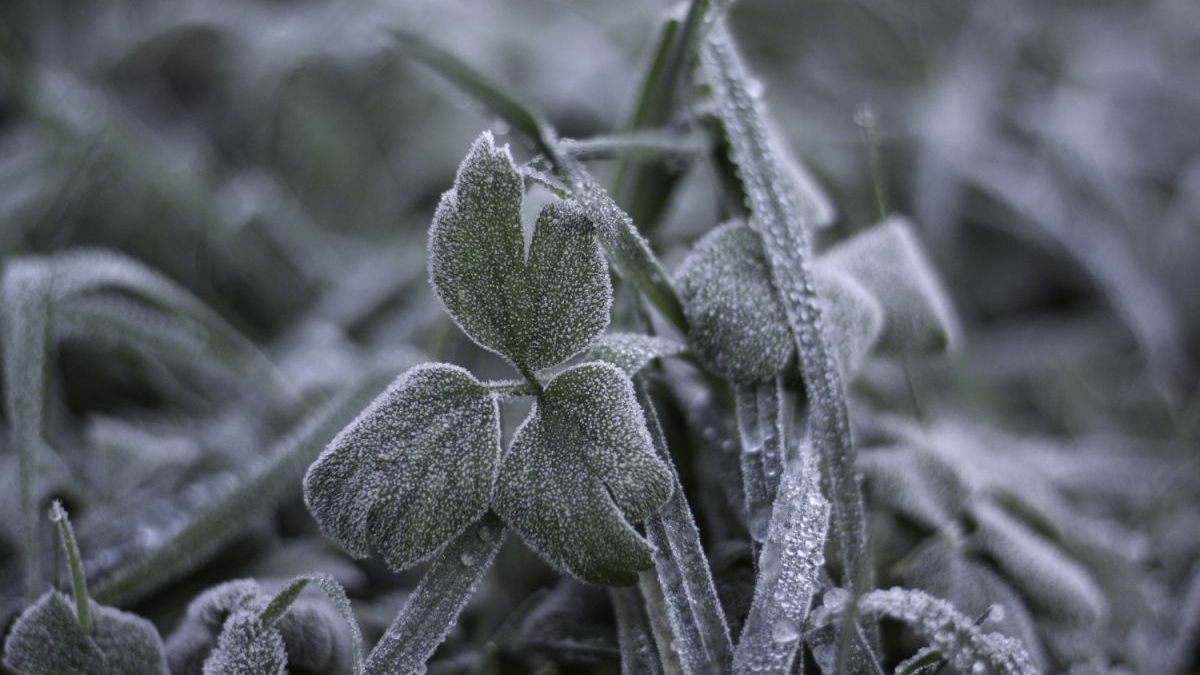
[1,0,1198,673]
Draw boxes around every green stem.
[49,501,90,634]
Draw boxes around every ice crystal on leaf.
[587,331,686,376]
[494,362,672,585]
[304,363,501,571]
[428,131,611,375]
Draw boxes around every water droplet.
[771,617,799,642]
[477,525,495,542]
[988,603,1006,622]
[460,551,477,566]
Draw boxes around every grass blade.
[699,22,868,597]
[611,586,666,675]
[365,512,506,675]
[637,382,734,673]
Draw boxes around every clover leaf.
[304,363,501,571]
[675,220,794,383]
[429,131,612,375]
[2,591,169,675]
[494,362,672,585]
[677,217,959,383]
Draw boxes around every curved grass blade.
[365,512,506,675]
[91,368,399,607]
[636,382,734,673]
[699,23,868,597]
[257,574,365,675]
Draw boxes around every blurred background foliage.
[0,0,1197,673]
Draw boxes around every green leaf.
[495,362,672,585]
[675,221,793,383]
[817,217,960,355]
[429,132,612,374]
[2,591,168,675]
[588,332,686,376]
[304,363,500,571]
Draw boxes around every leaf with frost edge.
[2,591,169,675]
[428,131,611,374]
[304,363,500,571]
[495,362,672,585]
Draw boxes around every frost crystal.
[495,362,672,585]
[429,131,611,374]
[588,331,686,376]
[304,363,501,571]
[2,591,169,675]
[821,587,1041,675]
[202,611,287,675]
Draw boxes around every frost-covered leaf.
[429,132,611,373]
[202,611,287,675]
[2,591,168,675]
[495,362,672,585]
[817,217,960,355]
[304,363,500,571]
[675,220,792,383]
[970,502,1107,626]
[813,268,884,378]
[588,332,686,376]
[167,576,359,675]
[819,587,1039,675]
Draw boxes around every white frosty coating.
[637,383,735,671]
[366,512,506,674]
[166,576,359,675]
[428,132,611,375]
[970,502,1107,625]
[700,24,868,592]
[824,587,1041,675]
[1,591,169,675]
[893,645,942,674]
[202,610,287,675]
[813,269,884,379]
[588,332,686,376]
[675,221,793,382]
[495,362,672,586]
[734,379,787,542]
[304,363,501,571]
[817,216,961,355]
[732,448,830,675]
[904,543,1048,670]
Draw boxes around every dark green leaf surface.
[495,362,672,585]
[304,363,501,571]
[2,591,168,675]
[429,132,611,374]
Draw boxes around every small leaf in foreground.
[304,363,500,571]
[2,591,169,675]
[495,362,672,585]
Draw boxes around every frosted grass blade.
[733,444,830,675]
[700,22,867,596]
[611,586,666,675]
[91,368,398,607]
[365,512,506,675]
[637,383,734,673]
